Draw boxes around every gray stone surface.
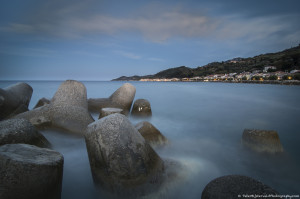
[0,144,64,199]
[33,97,50,109]
[15,104,52,128]
[131,99,152,117]
[242,129,283,153]
[0,82,33,120]
[99,107,124,119]
[135,121,168,147]
[14,80,94,135]
[85,113,164,195]
[88,83,136,114]
[201,175,278,199]
[0,118,51,148]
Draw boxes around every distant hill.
[112,44,300,81]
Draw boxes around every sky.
[0,0,300,81]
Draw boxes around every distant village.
[139,66,300,83]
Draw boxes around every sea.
[1,80,300,198]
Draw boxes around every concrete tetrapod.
[99,107,124,119]
[0,144,64,199]
[33,97,50,109]
[0,118,51,148]
[242,129,283,153]
[14,80,94,135]
[131,99,152,117]
[135,121,168,147]
[0,82,33,120]
[85,113,164,196]
[201,175,278,199]
[88,83,136,114]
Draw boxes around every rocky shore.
[0,80,285,198]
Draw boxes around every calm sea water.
[1,81,300,198]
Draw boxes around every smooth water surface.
[1,81,300,198]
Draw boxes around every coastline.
[112,79,300,86]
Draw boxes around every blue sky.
[1,0,300,80]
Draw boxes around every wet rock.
[201,175,278,199]
[85,113,164,195]
[14,80,94,135]
[0,118,51,148]
[88,83,136,114]
[0,82,33,120]
[135,121,168,147]
[33,97,50,109]
[99,107,124,119]
[0,144,64,199]
[131,99,152,117]
[242,129,283,153]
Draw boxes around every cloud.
[0,46,57,57]
[114,50,141,59]
[1,1,299,45]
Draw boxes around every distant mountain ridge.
[112,45,300,81]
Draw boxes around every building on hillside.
[263,66,276,72]
[290,69,300,74]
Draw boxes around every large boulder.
[0,82,33,120]
[50,80,94,134]
[131,99,152,117]
[14,80,94,135]
[242,129,283,153]
[0,144,64,199]
[88,83,136,114]
[85,113,164,195]
[99,107,124,119]
[0,118,51,148]
[201,175,278,199]
[135,121,168,147]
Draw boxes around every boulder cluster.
[0,80,283,198]
[0,80,168,198]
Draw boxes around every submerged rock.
[131,99,152,117]
[0,144,64,199]
[14,80,94,135]
[0,118,51,148]
[33,97,50,109]
[242,129,283,153]
[135,121,168,147]
[0,82,33,120]
[99,107,124,119]
[202,175,278,199]
[85,113,164,195]
[88,83,136,114]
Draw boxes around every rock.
[99,107,124,119]
[85,113,164,195]
[0,118,51,148]
[88,83,136,114]
[0,144,64,199]
[135,121,168,147]
[14,80,94,135]
[15,104,52,129]
[0,82,33,120]
[131,99,152,117]
[50,80,94,134]
[33,97,50,109]
[201,175,278,199]
[109,83,136,112]
[242,129,283,153]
